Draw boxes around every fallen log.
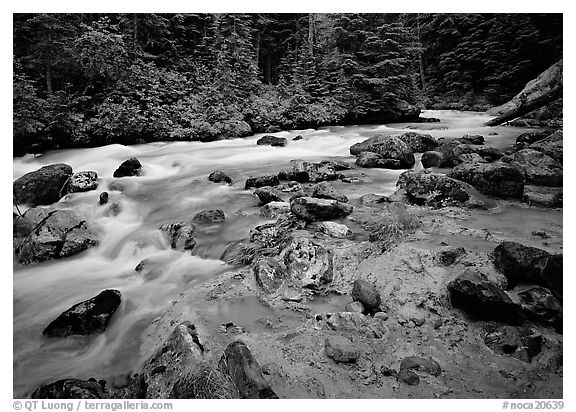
[485,60,563,126]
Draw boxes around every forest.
[13,13,562,155]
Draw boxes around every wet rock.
[193,209,225,224]
[398,369,419,385]
[290,160,339,183]
[447,270,518,323]
[325,335,359,363]
[351,280,381,314]
[460,134,485,145]
[532,230,551,239]
[315,221,352,238]
[448,162,525,198]
[221,240,260,267]
[436,246,466,266]
[218,341,278,399]
[159,222,196,251]
[292,135,303,141]
[356,151,402,169]
[13,163,73,206]
[528,130,562,163]
[397,170,472,207]
[68,171,98,193]
[350,135,415,168]
[437,141,503,167]
[254,187,283,205]
[208,171,232,184]
[14,208,99,264]
[257,135,288,147]
[43,289,121,337]
[518,286,562,329]
[290,197,353,221]
[345,301,365,313]
[421,151,444,168]
[523,185,563,208]
[400,356,441,377]
[249,218,298,253]
[283,237,334,289]
[502,149,562,186]
[99,192,109,205]
[319,159,351,171]
[484,325,542,363]
[493,241,562,295]
[113,157,142,178]
[282,289,303,302]
[253,257,286,293]
[260,201,291,219]
[31,378,107,399]
[245,175,280,189]
[311,181,348,202]
[398,132,438,152]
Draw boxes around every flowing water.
[12,110,557,397]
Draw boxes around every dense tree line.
[13,13,562,155]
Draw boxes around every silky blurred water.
[12,110,538,396]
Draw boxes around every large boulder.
[528,130,562,163]
[245,175,280,189]
[193,209,225,224]
[43,289,121,337]
[13,163,73,206]
[516,130,552,146]
[253,257,286,293]
[448,162,525,197]
[421,151,444,168]
[493,242,562,296]
[523,185,563,208]
[291,160,339,183]
[398,132,438,152]
[283,237,334,289]
[397,170,473,207]
[159,222,196,251]
[14,208,99,264]
[351,280,381,314]
[218,341,278,399]
[355,151,402,169]
[142,321,236,399]
[254,187,283,205]
[483,325,543,363]
[208,171,232,184]
[68,171,98,193]
[502,149,562,187]
[319,159,351,171]
[447,270,518,323]
[31,379,107,399]
[311,182,348,202]
[256,135,287,147]
[350,135,415,168]
[518,286,562,329]
[113,157,142,178]
[437,141,503,167]
[290,197,353,221]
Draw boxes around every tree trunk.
[485,59,563,126]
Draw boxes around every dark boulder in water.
[13,163,73,206]
[398,132,438,152]
[290,196,353,221]
[350,135,415,168]
[245,175,280,189]
[355,152,402,169]
[254,186,284,205]
[113,157,142,178]
[14,208,99,264]
[193,209,225,224]
[256,135,288,147]
[99,192,109,205]
[218,341,278,399]
[448,162,525,198]
[311,181,348,202]
[421,151,444,168]
[518,286,562,330]
[43,289,121,337]
[502,149,562,187]
[159,222,196,251]
[397,170,473,207]
[208,171,232,184]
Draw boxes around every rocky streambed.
[13,110,562,399]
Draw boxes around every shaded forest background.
[13,13,562,155]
